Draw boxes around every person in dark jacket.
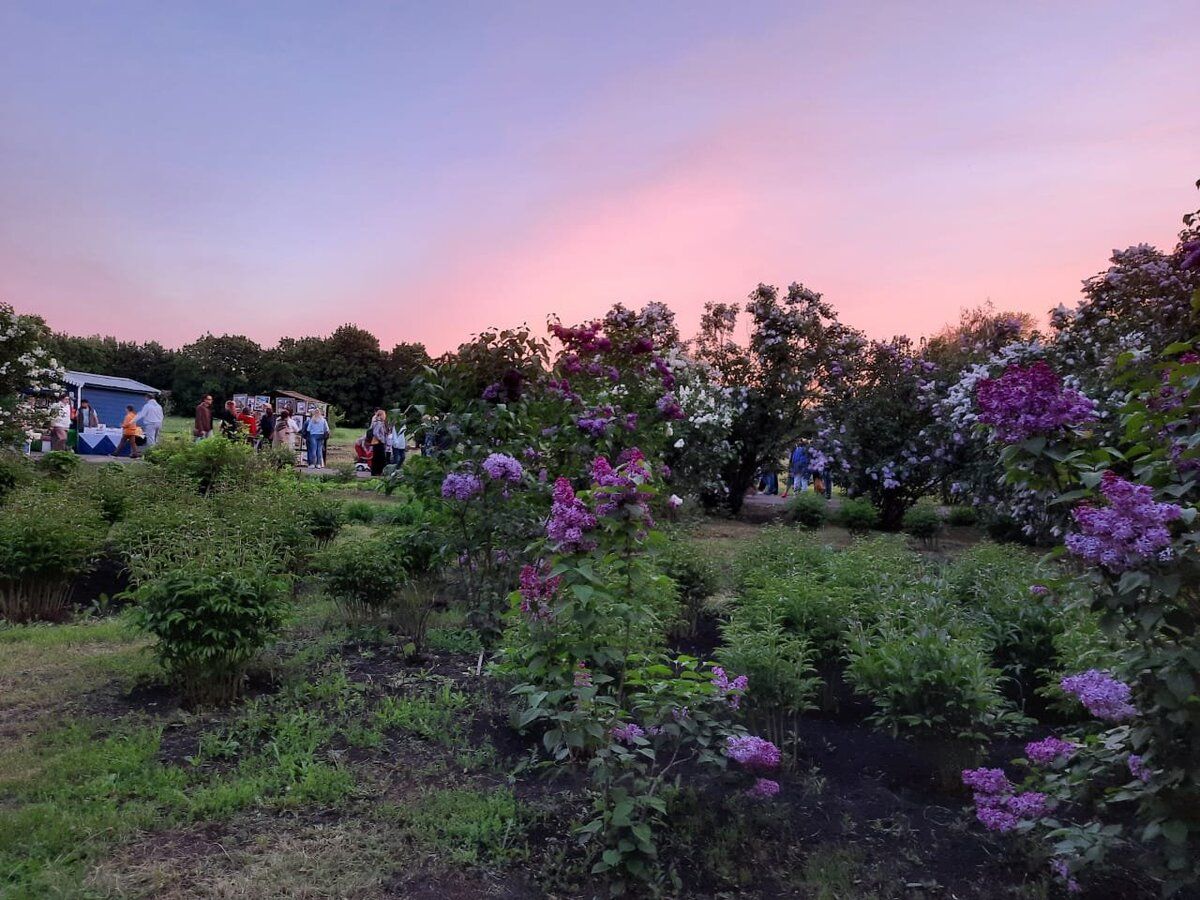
[75,399,99,431]
[258,407,276,450]
[194,395,213,440]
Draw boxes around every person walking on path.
[111,405,144,459]
[135,394,163,446]
[305,407,330,468]
[367,409,389,476]
[194,395,213,440]
[49,393,72,451]
[782,445,810,499]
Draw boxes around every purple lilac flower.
[1127,754,1152,783]
[1029,584,1050,597]
[573,662,592,688]
[611,722,646,744]
[1025,736,1075,766]
[546,477,597,553]
[1051,858,1082,895]
[481,382,503,401]
[725,735,781,773]
[1182,239,1200,271]
[711,666,749,709]
[655,392,685,420]
[976,361,1096,443]
[441,472,483,501]
[1060,669,1137,722]
[961,767,1013,796]
[745,778,781,800]
[974,803,1020,832]
[1064,472,1182,573]
[1005,791,1048,819]
[518,562,560,623]
[667,494,683,510]
[591,454,655,524]
[481,452,524,483]
[963,768,1047,832]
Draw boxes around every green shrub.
[844,608,1007,745]
[0,453,32,504]
[946,505,977,527]
[127,567,290,706]
[834,497,880,533]
[146,437,259,495]
[786,492,830,528]
[0,490,107,622]
[373,500,425,527]
[259,444,298,472]
[901,502,943,546]
[719,609,820,751]
[748,575,856,654]
[91,464,135,524]
[304,499,345,548]
[657,539,720,637]
[733,526,830,590]
[315,533,408,620]
[342,500,377,524]
[34,451,81,479]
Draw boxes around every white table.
[77,427,126,455]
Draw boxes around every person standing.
[273,409,294,449]
[783,445,810,499]
[218,400,240,439]
[75,399,99,431]
[305,407,330,468]
[237,406,258,443]
[111,405,144,459]
[48,393,72,451]
[389,418,406,467]
[368,409,389,476]
[194,394,213,440]
[257,406,276,449]
[135,393,163,446]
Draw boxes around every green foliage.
[34,450,81,479]
[374,683,472,744]
[386,788,526,865]
[946,504,978,527]
[901,501,942,546]
[426,626,483,655]
[656,538,720,637]
[341,500,377,524]
[127,567,291,706]
[304,498,345,547]
[0,489,107,622]
[315,533,405,620]
[844,606,1008,744]
[835,497,880,533]
[0,453,32,505]
[786,491,830,528]
[145,436,260,494]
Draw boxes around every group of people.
[363,408,406,476]
[754,444,833,499]
[45,392,165,459]
[193,395,333,468]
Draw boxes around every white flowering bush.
[0,303,63,446]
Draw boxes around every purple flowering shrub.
[976,361,1096,444]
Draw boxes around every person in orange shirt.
[112,405,144,459]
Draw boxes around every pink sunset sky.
[2,1,1197,354]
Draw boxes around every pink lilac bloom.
[573,662,592,687]
[442,472,483,501]
[1060,669,1137,722]
[1025,736,1075,766]
[482,452,524,482]
[1064,472,1182,573]
[1127,754,1152,783]
[610,722,646,744]
[976,361,1096,443]
[668,494,683,510]
[1051,858,1082,894]
[711,666,749,709]
[745,778,781,800]
[546,477,597,553]
[726,735,781,773]
[518,562,560,623]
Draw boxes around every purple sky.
[2,1,1197,353]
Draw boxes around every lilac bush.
[1024,736,1076,766]
[1059,669,1137,722]
[976,361,1096,443]
[1063,471,1182,573]
[481,452,524,482]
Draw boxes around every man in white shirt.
[135,393,165,446]
[49,393,72,451]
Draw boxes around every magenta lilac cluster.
[441,472,483,501]
[961,767,1048,832]
[711,666,749,709]
[610,722,645,744]
[655,392,685,420]
[482,452,524,482]
[576,404,616,436]
[546,477,597,553]
[1059,669,1137,722]
[1024,736,1075,766]
[592,451,655,523]
[745,777,781,800]
[1064,471,1182,573]
[1127,754,1152,784]
[725,735,781,773]
[976,361,1096,442]
[518,562,561,623]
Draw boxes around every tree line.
[45,324,432,424]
